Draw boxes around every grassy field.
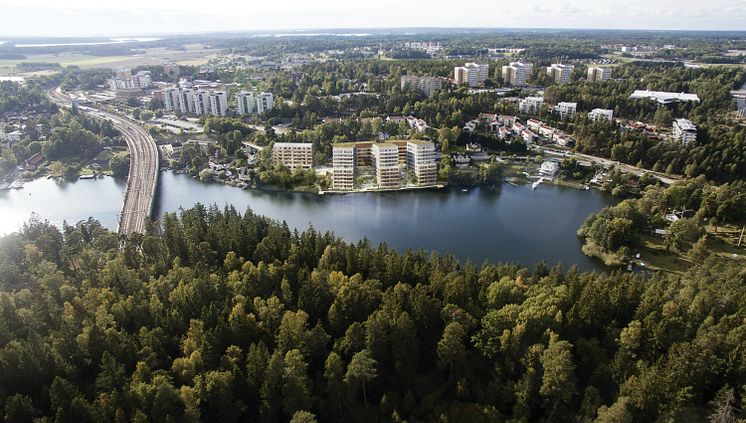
[0,45,219,76]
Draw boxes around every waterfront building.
[672,118,697,146]
[332,145,356,190]
[406,141,437,185]
[372,143,402,188]
[546,63,575,84]
[272,142,313,170]
[501,61,533,86]
[539,161,559,177]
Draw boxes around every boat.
[531,177,544,190]
[79,174,96,180]
[461,188,468,192]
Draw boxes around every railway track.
[47,87,159,236]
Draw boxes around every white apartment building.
[588,108,614,121]
[272,142,313,170]
[236,91,256,115]
[587,66,612,82]
[519,96,544,115]
[454,63,488,87]
[114,67,132,80]
[372,143,402,188]
[192,90,211,115]
[257,92,275,114]
[672,118,697,146]
[132,71,152,88]
[406,141,437,185]
[502,61,533,86]
[554,102,577,119]
[547,63,575,84]
[209,91,228,116]
[178,89,195,114]
[332,145,355,190]
[163,87,179,111]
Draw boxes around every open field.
[0,45,219,75]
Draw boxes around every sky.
[0,0,745,37]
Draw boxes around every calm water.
[0,172,616,270]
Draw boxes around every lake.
[0,172,616,270]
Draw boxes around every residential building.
[209,91,228,116]
[236,91,256,115]
[502,61,533,86]
[454,63,488,87]
[163,87,180,111]
[400,75,442,97]
[0,130,22,144]
[114,67,132,80]
[546,63,575,84]
[332,145,356,190]
[522,130,538,143]
[162,62,180,80]
[178,89,195,114]
[406,141,437,185]
[588,108,614,121]
[372,143,402,188]
[518,96,544,115]
[192,90,211,115]
[587,66,612,82]
[539,161,559,177]
[554,102,577,119]
[629,90,700,104]
[272,142,313,170]
[132,71,152,88]
[257,92,275,114]
[672,118,697,146]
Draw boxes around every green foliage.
[0,202,745,422]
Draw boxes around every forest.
[0,205,745,422]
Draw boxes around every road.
[48,87,159,236]
[538,146,680,185]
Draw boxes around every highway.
[47,87,159,236]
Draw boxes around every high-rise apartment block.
[332,145,355,190]
[372,143,402,188]
[454,63,489,87]
[236,91,256,115]
[406,141,437,185]
[161,87,228,116]
[209,91,228,116]
[554,102,577,119]
[272,142,313,170]
[547,63,575,84]
[672,119,697,146]
[400,75,443,96]
[502,62,534,86]
[257,92,275,114]
[587,66,612,82]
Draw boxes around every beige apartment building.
[332,145,355,190]
[372,143,402,188]
[271,142,313,170]
[406,141,437,185]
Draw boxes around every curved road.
[48,87,159,236]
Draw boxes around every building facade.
[502,61,533,86]
[236,91,256,115]
[518,96,544,115]
[257,92,275,114]
[406,141,437,185]
[400,75,442,97]
[554,102,577,119]
[547,63,575,84]
[332,145,355,190]
[588,108,614,121]
[672,118,697,146]
[372,143,402,188]
[209,91,228,116]
[272,142,313,170]
[587,66,612,82]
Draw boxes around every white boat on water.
[531,177,544,190]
